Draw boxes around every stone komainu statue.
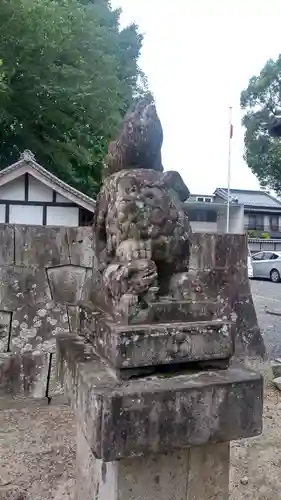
[93,94,191,322]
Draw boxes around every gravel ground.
[1,386,281,500]
[0,404,75,500]
[231,386,281,500]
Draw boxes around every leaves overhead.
[241,57,281,194]
[0,0,145,196]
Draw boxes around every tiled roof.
[215,188,281,208]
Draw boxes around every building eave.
[244,205,281,212]
[185,201,243,211]
[214,188,229,201]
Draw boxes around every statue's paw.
[116,239,152,261]
[118,293,138,318]
[138,240,152,260]
[146,286,159,302]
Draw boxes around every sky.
[111,0,281,195]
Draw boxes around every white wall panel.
[0,205,6,223]
[0,177,25,200]
[46,206,79,227]
[56,192,71,203]
[9,205,43,225]
[28,175,53,202]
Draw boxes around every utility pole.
[226,106,233,233]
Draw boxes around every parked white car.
[251,251,281,282]
[247,249,253,279]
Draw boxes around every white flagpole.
[226,106,233,233]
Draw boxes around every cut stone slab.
[14,225,69,267]
[273,376,281,391]
[0,353,22,395]
[271,361,281,379]
[67,226,94,268]
[0,484,25,500]
[57,333,263,461]
[47,265,87,304]
[0,310,13,352]
[0,351,50,398]
[0,224,15,266]
[189,233,247,271]
[90,316,234,370]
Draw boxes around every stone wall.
[187,233,265,361]
[0,226,265,401]
[0,224,93,399]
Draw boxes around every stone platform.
[57,333,263,462]
[78,298,235,376]
[84,316,233,372]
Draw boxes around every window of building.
[270,215,279,232]
[206,210,217,222]
[188,209,217,223]
[196,196,212,203]
[248,214,264,230]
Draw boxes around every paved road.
[251,279,281,359]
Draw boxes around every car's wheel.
[270,269,281,283]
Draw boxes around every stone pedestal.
[57,333,263,500]
[76,424,229,500]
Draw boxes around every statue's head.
[124,93,163,152]
[104,94,163,176]
[129,93,158,125]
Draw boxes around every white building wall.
[0,205,5,223]
[217,206,244,234]
[190,221,217,233]
[216,210,227,233]
[46,206,79,227]
[0,177,25,200]
[229,206,244,234]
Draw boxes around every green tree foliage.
[240,57,281,194]
[0,0,145,195]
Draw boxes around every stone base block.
[57,333,263,461]
[76,424,229,500]
[90,315,234,370]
